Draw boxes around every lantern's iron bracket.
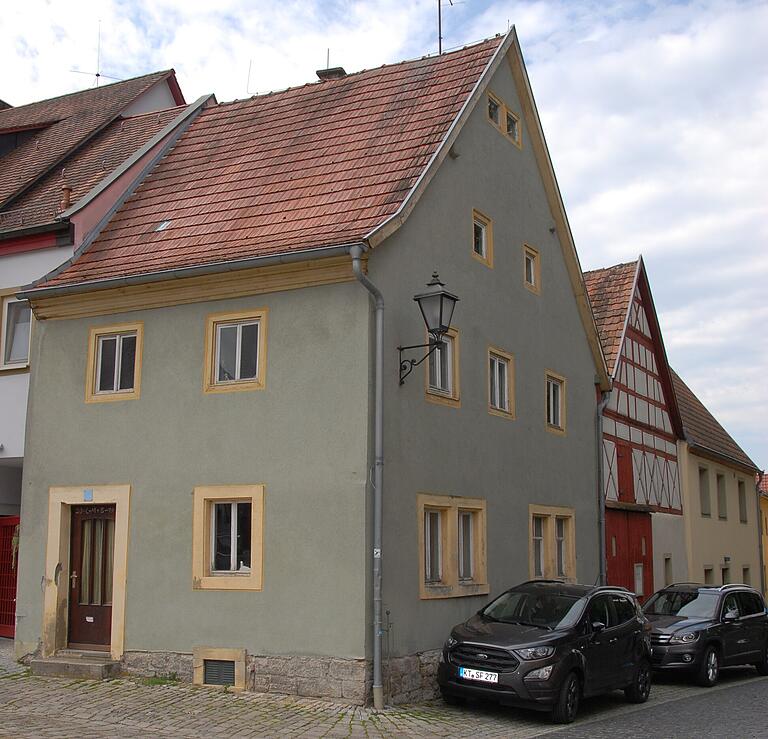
[397,339,440,385]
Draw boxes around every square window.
[193,485,264,590]
[487,95,500,125]
[1,297,32,368]
[546,372,566,432]
[506,110,520,144]
[418,493,487,599]
[86,322,143,403]
[471,210,493,267]
[426,328,460,407]
[524,245,540,293]
[204,309,268,393]
[488,347,514,417]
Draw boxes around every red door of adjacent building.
[606,509,654,602]
[0,516,20,638]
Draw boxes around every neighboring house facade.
[758,473,768,596]
[671,370,761,589]
[14,30,609,704]
[0,71,194,638]
[584,259,686,600]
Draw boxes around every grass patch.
[140,672,180,687]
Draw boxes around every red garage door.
[0,516,20,638]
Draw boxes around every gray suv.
[437,580,652,723]
[643,583,768,686]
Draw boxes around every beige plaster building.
[672,370,761,590]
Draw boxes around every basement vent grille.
[203,659,235,686]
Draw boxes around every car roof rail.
[519,579,567,585]
[718,583,750,591]
[668,582,706,587]
[592,585,630,593]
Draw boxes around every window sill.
[426,389,461,409]
[193,574,262,591]
[489,405,515,420]
[524,281,540,295]
[471,250,493,269]
[0,363,30,375]
[420,581,490,600]
[546,423,566,436]
[86,389,140,404]
[204,378,265,395]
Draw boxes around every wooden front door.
[0,516,20,638]
[68,504,116,650]
[605,509,654,602]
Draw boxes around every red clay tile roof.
[35,37,504,289]
[583,261,638,376]
[758,473,768,493]
[0,107,185,232]
[671,368,757,471]
[0,71,179,211]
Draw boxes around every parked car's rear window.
[482,590,584,630]
[643,590,719,619]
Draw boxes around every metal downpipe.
[350,244,385,710]
[597,390,611,585]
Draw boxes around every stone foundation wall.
[119,649,440,707]
[122,650,194,682]
[383,649,441,704]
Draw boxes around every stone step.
[30,655,121,680]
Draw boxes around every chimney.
[60,183,73,211]
[316,67,347,81]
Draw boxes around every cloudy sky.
[4,0,767,467]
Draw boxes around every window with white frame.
[211,500,252,574]
[488,349,513,415]
[555,517,566,577]
[546,373,566,431]
[471,210,493,266]
[204,309,268,393]
[506,110,520,143]
[192,485,264,591]
[486,91,522,148]
[524,245,540,293]
[532,515,545,577]
[424,508,442,584]
[458,510,474,581]
[530,505,575,581]
[85,322,143,403]
[487,94,501,126]
[418,493,487,599]
[96,332,137,393]
[429,336,453,394]
[0,297,31,368]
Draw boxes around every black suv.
[437,580,652,724]
[643,583,768,686]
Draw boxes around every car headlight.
[516,646,555,660]
[524,665,554,680]
[669,631,700,644]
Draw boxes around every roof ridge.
[214,35,504,108]
[583,259,639,275]
[0,69,172,115]
[119,104,187,120]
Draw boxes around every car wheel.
[624,659,651,703]
[551,671,580,724]
[440,690,465,706]
[755,643,768,676]
[697,645,720,687]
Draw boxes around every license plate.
[459,667,498,683]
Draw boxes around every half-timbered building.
[585,258,686,598]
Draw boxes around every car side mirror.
[591,621,606,633]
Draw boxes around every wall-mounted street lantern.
[397,272,459,385]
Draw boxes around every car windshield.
[643,590,719,619]
[482,590,584,630]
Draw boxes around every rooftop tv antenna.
[438,0,464,54]
[71,21,122,87]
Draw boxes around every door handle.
[608,638,618,644]
[70,570,78,590]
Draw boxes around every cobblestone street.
[2,639,767,738]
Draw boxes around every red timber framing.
[603,277,683,514]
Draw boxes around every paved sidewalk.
[0,653,764,738]
[0,637,25,677]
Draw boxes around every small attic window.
[154,220,171,232]
[487,95,501,125]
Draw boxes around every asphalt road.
[548,672,768,738]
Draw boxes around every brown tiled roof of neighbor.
[671,368,757,471]
[0,71,177,210]
[583,261,638,376]
[36,36,504,289]
[758,473,768,493]
[0,107,185,231]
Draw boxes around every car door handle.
[608,638,618,643]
